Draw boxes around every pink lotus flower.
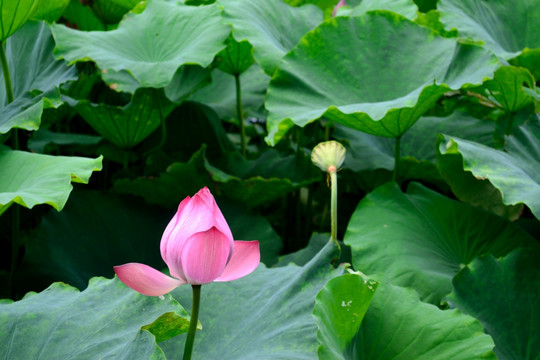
[114,187,260,296]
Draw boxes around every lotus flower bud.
[311,141,346,173]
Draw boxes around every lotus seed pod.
[311,141,346,172]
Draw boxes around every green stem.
[1,42,17,150]
[1,41,20,299]
[143,92,166,158]
[234,74,246,157]
[393,135,401,183]
[183,285,202,360]
[0,42,14,104]
[329,170,340,249]
[505,112,515,136]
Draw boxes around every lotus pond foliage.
[0,0,539,359]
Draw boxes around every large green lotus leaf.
[0,0,38,41]
[52,0,229,88]
[75,88,174,148]
[16,190,171,293]
[0,149,102,214]
[438,0,540,59]
[189,65,270,120]
[159,242,345,359]
[0,21,77,134]
[447,248,540,360]
[473,66,536,112]
[314,273,378,360]
[344,181,537,304]
[265,12,499,145]
[218,0,323,76]
[346,0,418,20]
[350,278,496,359]
[0,277,191,360]
[438,120,540,219]
[31,0,70,22]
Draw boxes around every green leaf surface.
[16,190,171,293]
[27,128,102,153]
[75,88,174,148]
[189,65,270,120]
[52,0,229,88]
[350,279,496,359]
[344,181,536,304]
[216,35,254,76]
[447,248,540,360]
[439,0,540,59]
[0,21,77,134]
[0,149,102,214]
[0,277,190,360]
[265,12,499,145]
[476,66,536,112]
[61,0,106,31]
[206,148,321,206]
[31,0,70,22]
[0,0,38,41]
[218,0,323,75]
[437,120,540,219]
[314,273,378,360]
[276,232,329,267]
[160,242,345,359]
[163,65,211,104]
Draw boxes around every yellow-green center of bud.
[311,141,346,172]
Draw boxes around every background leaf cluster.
[1,0,539,358]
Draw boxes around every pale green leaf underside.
[265,12,499,145]
[52,0,230,89]
[0,277,190,360]
[344,182,535,304]
[0,149,102,213]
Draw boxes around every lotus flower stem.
[393,135,401,183]
[329,168,338,245]
[183,285,202,360]
[234,74,246,157]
